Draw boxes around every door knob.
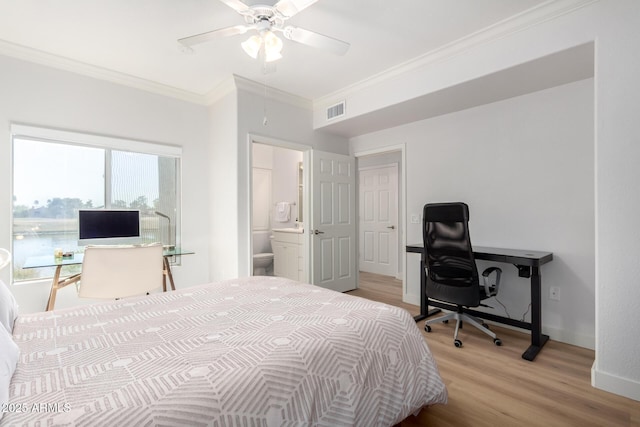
[313,229,324,235]
[387,225,396,230]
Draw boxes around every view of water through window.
[12,137,179,281]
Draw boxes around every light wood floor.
[349,272,640,427]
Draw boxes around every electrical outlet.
[550,286,560,301]
[410,214,420,224]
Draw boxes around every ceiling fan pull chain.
[263,63,268,126]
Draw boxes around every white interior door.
[310,150,357,292]
[359,164,398,277]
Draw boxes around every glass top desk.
[23,247,194,311]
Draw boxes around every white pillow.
[0,326,19,420]
[0,280,18,334]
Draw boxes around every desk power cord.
[494,297,532,322]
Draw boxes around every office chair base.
[425,310,502,347]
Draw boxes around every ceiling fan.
[178,0,350,62]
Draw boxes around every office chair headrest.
[424,202,470,223]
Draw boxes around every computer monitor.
[78,209,141,245]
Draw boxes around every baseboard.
[478,321,594,350]
[403,292,595,350]
[542,325,595,350]
[403,293,420,307]
[592,364,640,401]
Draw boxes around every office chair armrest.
[482,266,502,296]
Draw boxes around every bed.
[1,276,447,426]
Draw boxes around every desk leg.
[162,260,167,292]
[163,257,176,292]
[46,266,62,311]
[522,266,549,361]
[413,252,441,322]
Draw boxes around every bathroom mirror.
[297,162,303,223]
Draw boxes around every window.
[11,125,181,282]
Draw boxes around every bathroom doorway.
[250,139,307,279]
[248,134,358,293]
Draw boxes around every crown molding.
[0,38,312,109]
[230,75,312,110]
[0,39,209,105]
[203,74,312,109]
[313,0,599,109]
[0,0,597,110]
[203,75,238,105]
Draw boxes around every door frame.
[246,133,312,281]
[358,162,400,278]
[354,144,408,302]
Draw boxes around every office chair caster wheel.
[442,320,449,324]
[494,338,502,346]
[454,339,463,348]
[425,325,432,332]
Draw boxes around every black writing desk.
[406,244,553,361]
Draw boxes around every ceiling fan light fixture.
[180,0,349,62]
[263,31,282,51]
[241,35,262,59]
[263,30,283,62]
[265,49,283,63]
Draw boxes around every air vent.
[327,101,345,121]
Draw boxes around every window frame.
[10,124,183,283]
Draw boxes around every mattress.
[3,276,446,426]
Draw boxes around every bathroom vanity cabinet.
[272,229,304,281]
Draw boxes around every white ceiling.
[0,0,548,102]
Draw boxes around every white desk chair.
[0,248,10,271]
[78,243,164,300]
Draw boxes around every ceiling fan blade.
[218,0,250,13]
[283,26,350,55]
[178,25,250,47]
[274,0,320,18]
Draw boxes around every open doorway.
[355,145,406,302]
[250,140,306,280]
[248,135,358,292]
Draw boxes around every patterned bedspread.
[4,276,446,426]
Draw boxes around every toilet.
[253,252,274,276]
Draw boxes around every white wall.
[328,0,640,403]
[251,143,273,256]
[351,78,595,349]
[0,54,211,313]
[271,146,303,228]
[252,143,273,237]
[593,0,640,400]
[253,143,274,170]
[347,0,640,400]
[344,0,640,402]
[233,85,349,278]
[207,91,239,282]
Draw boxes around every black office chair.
[423,202,503,348]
